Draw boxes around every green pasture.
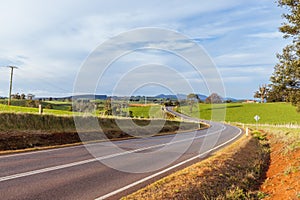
[127,105,164,118]
[0,104,74,116]
[178,103,300,124]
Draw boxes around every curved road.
[0,109,242,200]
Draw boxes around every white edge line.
[95,127,243,200]
[0,144,83,158]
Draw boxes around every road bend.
[0,109,243,200]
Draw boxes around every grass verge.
[255,126,300,199]
[123,133,270,200]
[0,113,204,151]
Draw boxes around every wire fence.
[231,122,300,129]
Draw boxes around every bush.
[25,100,39,108]
[45,104,53,109]
[252,130,266,141]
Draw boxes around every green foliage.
[45,104,53,109]
[186,93,199,113]
[205,93,223,104]
[251,131,266,141]
[225,187,249,199]
[104,98,112,115]
[254,85,268,103]
[25,100,39,108]
[268,0,300,111]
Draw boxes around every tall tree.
[254,84,268,103]
[187,93,199,113]
[104,97,112,115]
[269,0,300,111]
[205,93,223,104]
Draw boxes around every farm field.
[178,102,300,124]
[127,102,300,124]
[0,103,74,116]
[127,105,163,118]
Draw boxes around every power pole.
[7,66,18,106]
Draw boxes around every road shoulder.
[122,134,269,199]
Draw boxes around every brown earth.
[260,136,300,200]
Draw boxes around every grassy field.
[0,104,74,116]
[0,103,202,150]
[177,102,300,124]
[125,102,299,199]
[127,105,164,118]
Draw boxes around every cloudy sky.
[0,0,288,99]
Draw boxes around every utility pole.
[7,66,18,106]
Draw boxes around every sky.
[0,0,289,99]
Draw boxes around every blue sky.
[0,0,288,99]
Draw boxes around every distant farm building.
[243,100,257,103]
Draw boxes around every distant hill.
[197,94,208,101]
[154,94,208,101]
[154,94,178,99]
[35,94,241,102]
[223,97,239,102]
[62,94,107,100]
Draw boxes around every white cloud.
[0,0,288,98]
[248,32,283,39]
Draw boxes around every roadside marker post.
[254,115,260,130]
[246,127,249,136]
[39,104,43,115]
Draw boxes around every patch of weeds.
[225,187,249,199]
[252,130,266,141]
[256,191,269,199]
[284,165,299,176]
[287,141,300,152]
[296,191,300,199]
[174,189,180,193]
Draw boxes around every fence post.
[39,104,43,115]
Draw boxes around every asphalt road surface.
[0,109,242,200]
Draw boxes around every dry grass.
[123,134,270,200]
[258,126,299,154]
[0,113,203,150]
[258,127,300,199]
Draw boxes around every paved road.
[0,109,242,200]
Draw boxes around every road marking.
[0,145,83,158]
[95,127,242,200]
[0,127,226,182]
